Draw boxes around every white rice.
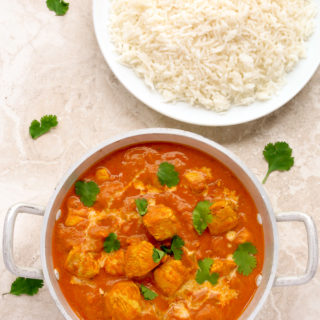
[109,0,317,111]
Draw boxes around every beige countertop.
[0,1,319,319]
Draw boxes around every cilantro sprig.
[160,235,185,260]
[46,0,69,16]
[152,248,165,263]
[6,277,44,296]
[29,115,58,139]
[103,233,120,253]
[135,198,148,216]
[171,235,185,260]
[195,258,219,285]
[157,162,180,188]
[233,242,257,276]
[192,201,213,235]
[75,181,100,207]
[160,245,172,255]
[140,285,158,300]
[262,142,294,184]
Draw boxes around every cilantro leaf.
[152,248,165,263]
[171,235,185,260]
[233,242,258,276]
[159,236,184,260]
[262,142,294,184]
[135,198,148,216]
[160,245,172,255]
[29,115,58,139]
[46,0,69,16]
[103,233,121,253]
[75,181,100,207]
[157,162,180,188]
[9,277,44,296]
[195,258,219,285]
[140,285,158,300]
[192,201,213,235]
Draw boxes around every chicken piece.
[87,212,121,238]
[67,196,88,217]
[234,227,252,244]
[213,279,238,306]
[142,205,179,241]
[126,235,149,246]
[81,236,104,252]
[55,223,86,249]
[226,231,237,242]
[88,225,111,239]
[70,276,96,289]
[221,188,239,203]
[65,247,100,279]
[97,181,124,206]
[133,178,162,194]
[154,260,188,296]
[176,277,237,311]
[65,215,86,227]
[65,196,89,226]
[123,147,159,168]
[133,180,146,192]
[210,259,237,277]
[145,164,164,189]
[104,250,126,276]
[208,200,239,235]
[165,303,190,320]
[125,241,159,278]
[95,167,110,182]
[195,304,223,320]
[105,281,142,320]
[183,167,212,193]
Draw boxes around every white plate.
[93,0,320,126]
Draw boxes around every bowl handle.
[274,211,318,287]
[3,203,45,280]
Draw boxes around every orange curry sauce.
[52,143,264,320]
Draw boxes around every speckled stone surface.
[0,1,319,319]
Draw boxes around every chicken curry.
[52,143,264,320]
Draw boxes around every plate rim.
[92,0,320,126]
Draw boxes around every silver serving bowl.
[3,128,318,319]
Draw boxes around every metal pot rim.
[40,128,278,320]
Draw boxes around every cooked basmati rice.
[109,0,317,111]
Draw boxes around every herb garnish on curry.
[52,143,264,320]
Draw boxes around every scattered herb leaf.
[195,258,219,285]
[103,233,120,253]
[8,277,44,296]
[233,242,257,276]
[140,284,158,300]
[135,198,148,216]
[75,181,100,207]
[46,0,69,16]
[29,115,58,139]
[152,248,166,263]
[157,162,180,188]
[171,235,185,260]
[262,142,294,184]
[192,201,213,235]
